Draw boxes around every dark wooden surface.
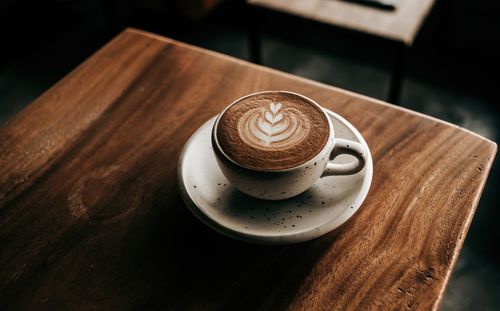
[0,28,496,310]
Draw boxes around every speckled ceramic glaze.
[178,109,373,245]
[212,91,368,200]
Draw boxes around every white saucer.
[178,109,373,245]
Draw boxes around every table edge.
[126,27,497,150]
[432,140,497,310]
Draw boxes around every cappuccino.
[216,92,330,170]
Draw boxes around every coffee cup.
[212,91,368,200]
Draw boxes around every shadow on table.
[135,183,343,310]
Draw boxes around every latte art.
[216,92,330,170]
[238,102,310,149]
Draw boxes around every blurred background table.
[0,29,496,310]
[248,0,436,44]
[247,0,437,104]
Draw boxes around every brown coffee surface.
[216,92,330,170]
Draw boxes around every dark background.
[1,0,499,309]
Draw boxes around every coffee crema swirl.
[238,102,310,150]
[216,92,330,171]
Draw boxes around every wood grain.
[248,0,436,45]
[0,28,496,310]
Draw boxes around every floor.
[0,1,499,309]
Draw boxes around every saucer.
[178,109,373,245]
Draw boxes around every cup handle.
[321,138,367,176]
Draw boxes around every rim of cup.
[212,90,335,173]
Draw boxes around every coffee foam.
[238,102,310,150]
[216,92,330,171]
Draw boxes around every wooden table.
[247,0,436,104]
[0,29,496,310]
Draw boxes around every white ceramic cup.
[212,91,368,200]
